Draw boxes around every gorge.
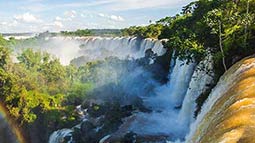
[0,0,255,143]
[38,36,253,143]
[0,34,255,143]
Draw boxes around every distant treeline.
[1,29,122,38]
[60,29,121,37]
[2,33,34,37]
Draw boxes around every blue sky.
[0,0,193,33]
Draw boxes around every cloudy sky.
[0,0,193,33]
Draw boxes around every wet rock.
[80,121,95,133]
[99,135,111,143]
[121,131,137,143]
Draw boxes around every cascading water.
[76,37,165,59]
[186,55,255,143]
[47,37,166,142]
[45,36,166,65]
[3,34,254,143]
[48,129,73,143]
[126,52,215,141]
[155,58,196,108]
[47,40,216,142]
[177,53,214,133]
[12,36,166,66]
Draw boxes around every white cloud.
[45,0,193,11]
[55,15,71,22]
[0,0,192,33]
[64,10,77,18]
[9,20,18,27]
[1,20,18,28]
[110,15,124,21]
[80,12,94,18]
[0,22,7,25]
[108,0,194,11]
[53,21,64,28]
[14,13,41,23]
[45,21,64,28]
[98,13,125,22]
[98,13,105,17]
[55,16,63,21]
[80,13,86,17]
[52,10,77,22]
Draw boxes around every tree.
[60,29,92,37]
[243,0,252,48]
[205,9,227,71]
[17,49,48,70]
[67,82,92,105]
[0,35,8,47]
[0,46,10,68]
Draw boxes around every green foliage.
[123,0,255,68]
[164,0,255,78]
[17,48,49,69]
[0,36,8,47]
[67,82,93,105]
[0,46,10,68]
[121,24,163,39]
[0,1,254,141]
[0,47,93,126]
[61,29,92,36]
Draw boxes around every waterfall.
[48,129,73,143]
[46,37,166,142]
[126,52,198,140]
[145,56,196,110]
[177,53,214,134]
[76,37,166,60]
[47,48,217,142]
[164,58,196,107]
[126,51,217,141]
[47,38,218,142]
[45,36,166,65]
[186,56,255,142]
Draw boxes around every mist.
[12,35,203,142]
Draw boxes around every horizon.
[1,28,121,34]
[0,0,193,33]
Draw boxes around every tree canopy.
[122,0,255,72]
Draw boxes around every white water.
[128,54,197,139]
[12,36,165,66]
[177,53,214,134]
[144,57,196,110]
[42,37,82,65]
[47,37,215,142]
[47,36,166,65]
[3,33,37,40]
[124,51,216,142]
[48,129,73,143]
[46,37,165,142]
[185,58,255,142]
[76,37,165,58]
